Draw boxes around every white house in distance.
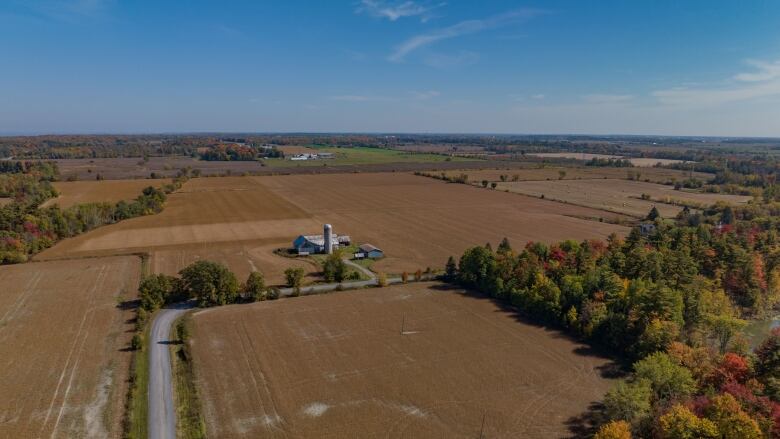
[289,152,336,161]
[293,224,350,255]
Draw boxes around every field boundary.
[171,314,206,439]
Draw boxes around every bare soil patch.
[42,179,169,209]
[190,282,616,438]
[0,256,140,438]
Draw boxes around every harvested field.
[277,145,319,155]
[190,282,616,438]
[37,173,629,281]
[498,179,751,218]
[55,155,488,181]
[0,197,11,206]
[442,166,712,184]
[42,178,168,208]
[0,256,140,438]
[529,152,689,167]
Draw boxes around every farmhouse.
[355,243,384,259]
[293,224,350,254]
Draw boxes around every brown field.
[42,178,169,208]
[395,144,488,154]
[54,156,511,181]
[0,197,11,206]
[190,282,616,438]
[37,173,628,283]
[277,145,320,155]
[442,166,712,184]
[0,256,140,438]
[529,152,689,167]
[498,179,751,218]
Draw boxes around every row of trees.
[139,261,281,311]
[0,166,190,264]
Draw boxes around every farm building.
[293,224,350,254]
[355,243,384,259]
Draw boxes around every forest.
[449,194,780,436]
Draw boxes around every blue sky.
[2,0,780,136]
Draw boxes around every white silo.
[324,223,333,254]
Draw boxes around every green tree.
[647,206,660,221]
[721,205,734,225]
[284,267,305,289]
[603,379,652,426]
[633,352,695,402]
[243,271,266,302]
[322,253,347,282]
[138,274,178,311]
[179,260,239,307]
[445,256,457,280]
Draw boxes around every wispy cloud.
[25,0,112,22]
[388,9,541,62]
[357,0,444,22]
[733,59,780,82]
[410,90,440,100]
[531,94,545,100]
[581,94,634,104]
[653,59,780,106]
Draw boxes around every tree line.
[0,163,190,263]
[447,207,780,437]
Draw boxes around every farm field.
[529,152,688,167]
[190,282,616,438]
[42,178,169,208]
[37,173,628,282]
[498,179,751,218]
[266,146,476,168]
[0,256,140,438]
[0,197,11,206]
[54,155,493,181]
[276,145,319,155]
[441,166,712,184]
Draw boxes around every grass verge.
[124,321,149,439]
[172,315,206,439]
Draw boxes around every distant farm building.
[354,244,384,260]
[293,224,350,255]
[289,152,335,161]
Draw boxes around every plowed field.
[37,173,627,282]
[190,283,616,438]
[43,179,168,209]
[0,256,140,438]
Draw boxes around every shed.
[358,243,384,259]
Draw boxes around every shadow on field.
[428,282,627,438]
[563,401,607,438]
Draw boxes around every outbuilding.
[355,243,384,259]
